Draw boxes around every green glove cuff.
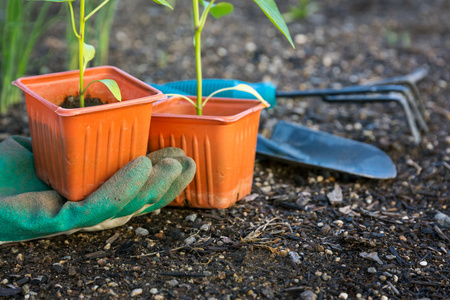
[0,136,196,244]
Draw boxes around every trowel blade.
[256,121,397,179]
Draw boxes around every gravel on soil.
[0,0,449,299]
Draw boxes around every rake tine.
[369,66,429,121]
[277,85,428,133]
[324,93,421,144]
[355,85,429,133]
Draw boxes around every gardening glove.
[0,136,196,244]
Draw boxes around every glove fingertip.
[147,147,186,164]
[155,156,196,207]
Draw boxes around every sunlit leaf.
[153,0,173,9]
[83,42,95,70]
[202,84,270,108]
[210,2,234,19]
[97,79,122,101]
[202,1,234,19]
[166,94,198,108]
[253,0,294,48]
[82,79,122,101]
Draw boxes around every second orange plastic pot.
[13,66,165,201]
[148,96,266,209]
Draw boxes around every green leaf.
[210,2,234,19]
[97,79,122,101]
[152,0,173,9]
[82,79,122,101]
[202,1,234,19]
[83,42,95,70]
[203,84,270,108]
[253,0,295,48]
[166,94,198,108]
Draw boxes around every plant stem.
[68,2,80,39]
[193,0,202,115]
[79,0,86,108]
[85,0,110,21]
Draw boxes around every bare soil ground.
[0,0,449,299]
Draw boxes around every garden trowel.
[149,82,397,179]
[256,121,396,179]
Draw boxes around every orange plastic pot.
[13,66,165,201]
[148,96,266,209]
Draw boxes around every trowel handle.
[151,79,277,107]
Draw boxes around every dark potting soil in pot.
[60,95,104,109]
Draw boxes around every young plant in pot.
[148,0,294,209]
[13,0,173,201]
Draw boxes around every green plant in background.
[385,29,411,48]
[283,0,319,23]
[169,0,295,116]
[0,0,52,113]
[66,0,119,70]
[32,0,172,108]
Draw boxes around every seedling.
[0,0,53,113]
[30,0,172,108]
[283,0,319,23]
[168,0,295,115]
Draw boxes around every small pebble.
[367,267,377,274]
[150,288,158,294]
[200,223,210,231]
[260,186,272,193]
[22,284,30,295]
[295,34,308,45]
[325,249,333,255]
[339,292,348,300]
[381,296,388,300]
[184,236,196,245]
[334,220,344,228]
[393,275,398,282]
[167,279,179,287]
[289,251,301,265]
[135,227,149,236]
[185,214,197,222]
[154,296,164,300]
[300,290,317,300]
[385,255,396,260]
[419,261,428,266]
[383,271,393,277]
[435,212,450,228]
[322,273,330,281]
[130,288,142,297]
